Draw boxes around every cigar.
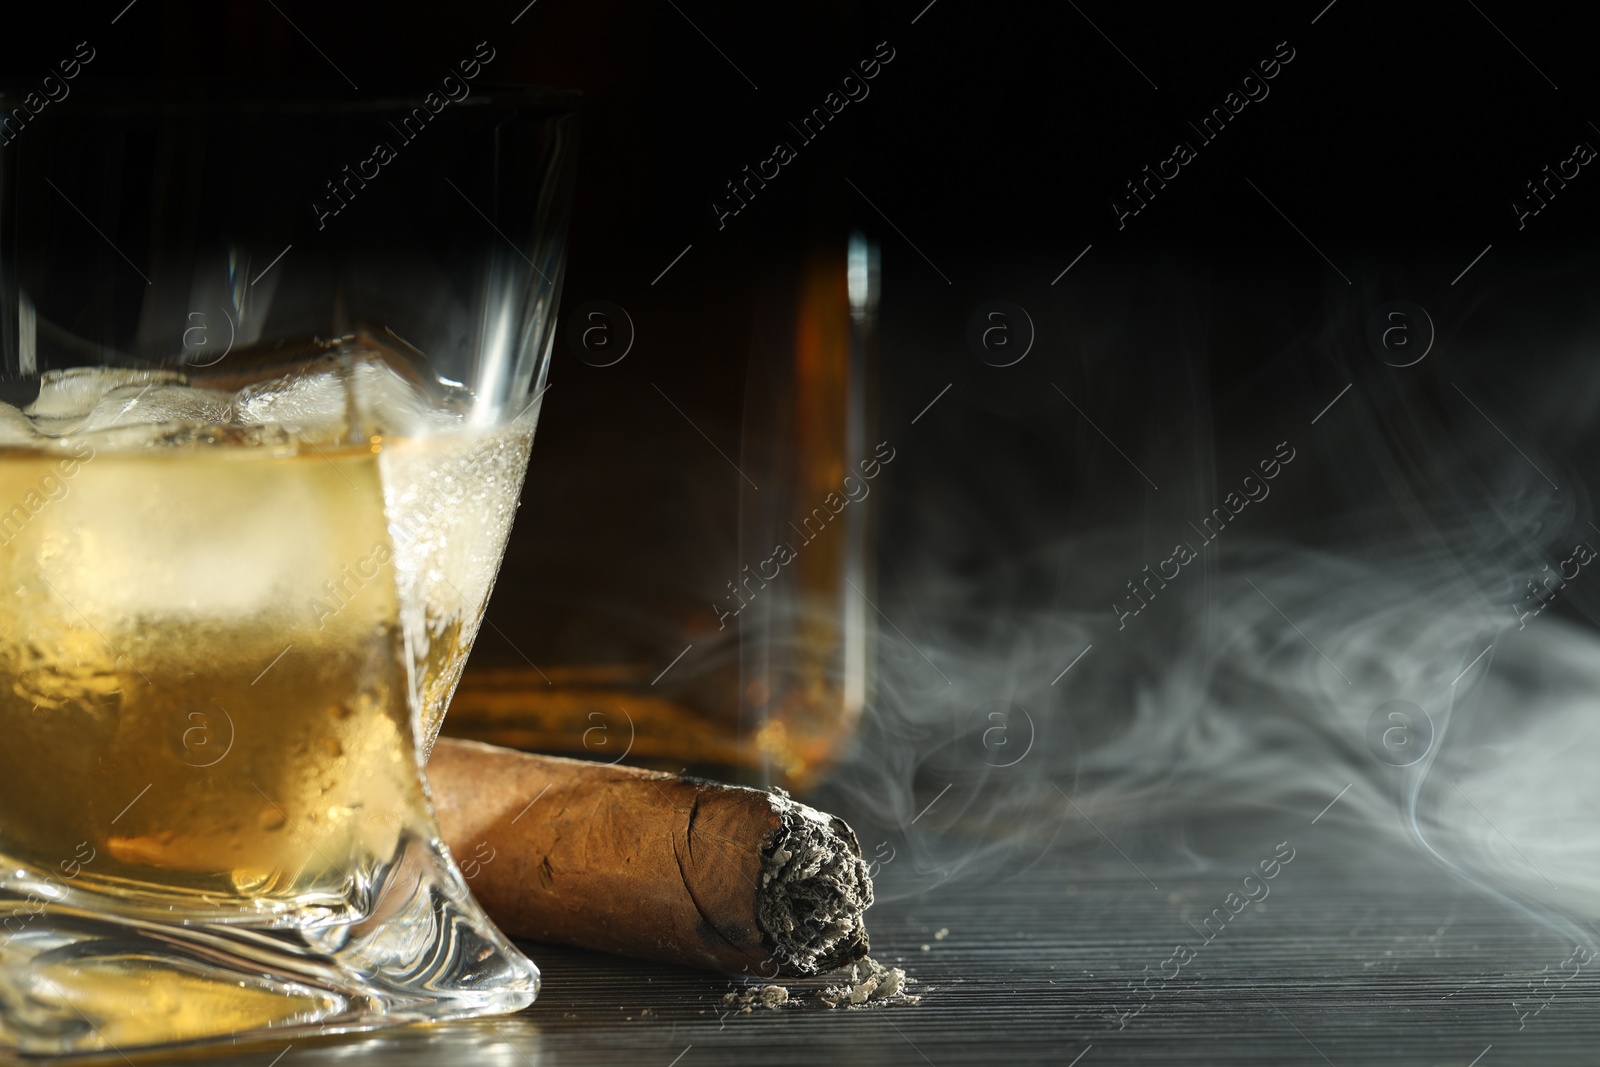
[426,737,874,976]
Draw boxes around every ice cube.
[77,383,234,434]
[234,367,350,439]
[349,354,441,437]
[15,336,470,449]
[26,368,186,419]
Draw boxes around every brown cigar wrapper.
[427,737,872,976]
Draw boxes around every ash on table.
[722,985,791,1013]
[720,956,922,1012]
[818,957,921,1008]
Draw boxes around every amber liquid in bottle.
[442,233,877,789]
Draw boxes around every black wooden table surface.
[178,811,1600,1067]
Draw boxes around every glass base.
[0,833,537,1057]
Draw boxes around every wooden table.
[182,812,1600,1066]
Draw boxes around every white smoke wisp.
[824,531,1600,927]
[810,266,1600,942]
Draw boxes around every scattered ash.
[722,984,791,1013]
[818,956,921,1009]
[716,956,923,1014]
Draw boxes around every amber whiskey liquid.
[0,439,426,913]
[0,347,542,1054]
[0,345,533,918]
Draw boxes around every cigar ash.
[756,790,874,974]
[718,955,922,1015]
[818,956,921,1008]
[721,984,791,1013]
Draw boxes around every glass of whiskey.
[0,83,575,1055]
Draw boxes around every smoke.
[810,253,1600,943]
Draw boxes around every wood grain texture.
[172,817,1600,1065]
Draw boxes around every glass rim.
[0,81,580,116]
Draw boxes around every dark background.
[7,0,1600,705]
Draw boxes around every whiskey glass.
[0,82,575,1055]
